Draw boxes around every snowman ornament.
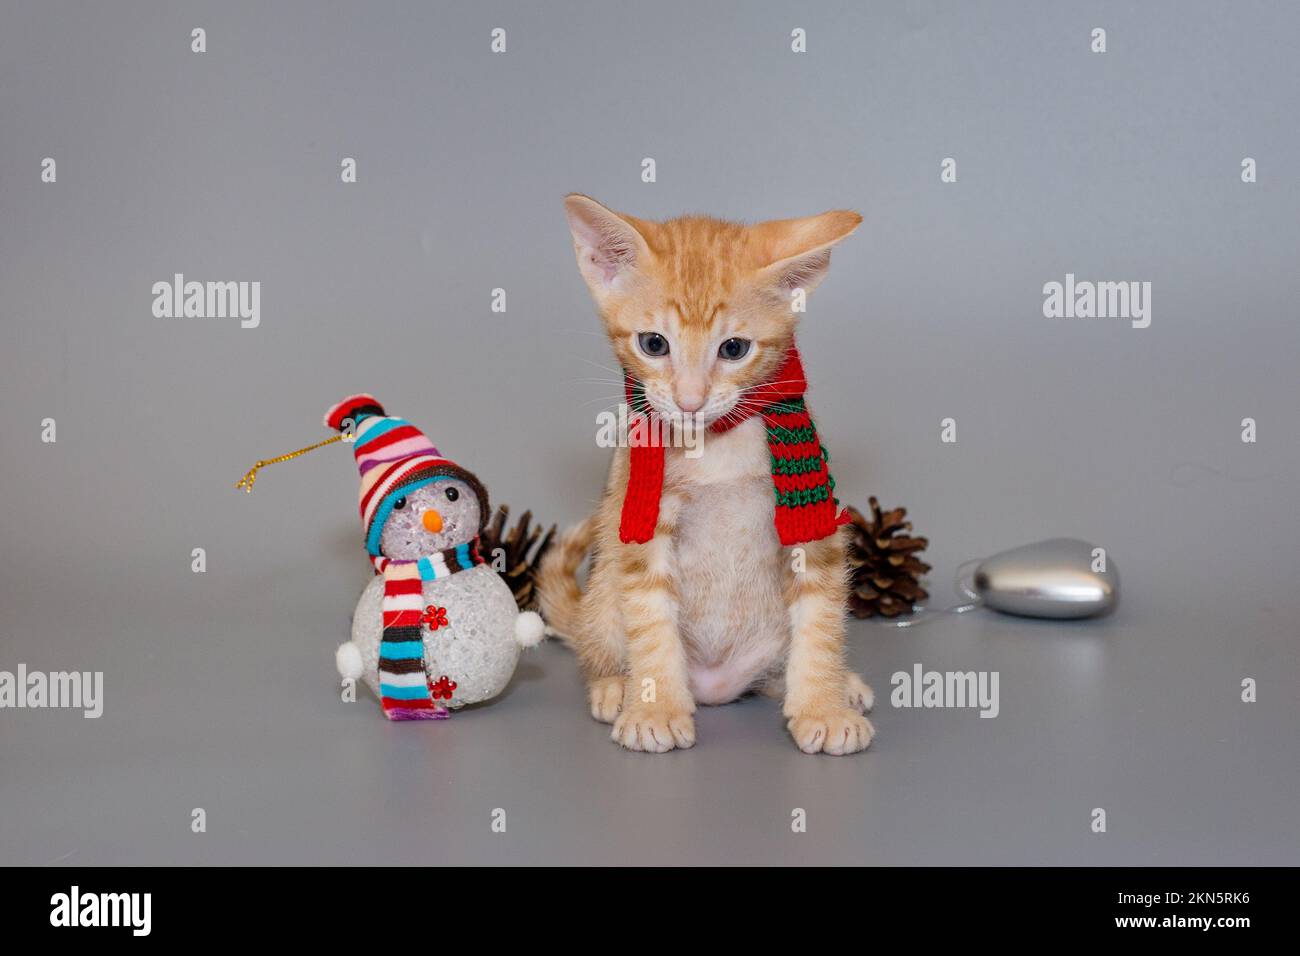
[239,392,544,720]
[338,476,546,717]
[326,395,545,718]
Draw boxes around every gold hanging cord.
[236,434,344,493]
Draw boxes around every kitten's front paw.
[846,672,875,713]
[588,676,624,724]
[787,708,874,755]
[612,704,695,753]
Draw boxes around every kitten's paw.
[787,708,874,755]
[846,672,875,713]
[612,704,695,753]
[588,676,624,724]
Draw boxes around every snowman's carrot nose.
[422,510,444,533]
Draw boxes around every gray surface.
[1,0,1298,866]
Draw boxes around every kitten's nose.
[674,383,707,413]
[422,509,443,533]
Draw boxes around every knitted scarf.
[370,538,484,721]
[620,347,849,547]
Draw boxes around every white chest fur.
[664,418,791,704]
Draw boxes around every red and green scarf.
[620,346,849,547]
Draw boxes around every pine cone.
[845,498,931,619]
[480,505,556,612]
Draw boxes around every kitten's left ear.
[751,210,862,296]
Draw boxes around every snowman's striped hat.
[324,394,489,556]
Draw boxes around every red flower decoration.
[422,605,449,631]
[430,675,458,700]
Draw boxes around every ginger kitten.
[538,194,874,755]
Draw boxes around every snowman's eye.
[445,487,460,502]
[392,497,407,510]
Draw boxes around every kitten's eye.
[392,497,407,510]
[718,338,751,361]
[637,332,670,357]
[445,487,460,502]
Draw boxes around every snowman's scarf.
[370,538,484,721]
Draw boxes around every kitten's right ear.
[563,194,651,295]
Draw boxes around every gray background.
[2,0,1297,865]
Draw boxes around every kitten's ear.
[563,194,652,296]
[751,210,862,297]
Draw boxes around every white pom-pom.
[336,641,364,680]
[515,611,546,648]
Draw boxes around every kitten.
[538,194,874,755]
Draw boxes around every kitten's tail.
[536,516,595,646]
